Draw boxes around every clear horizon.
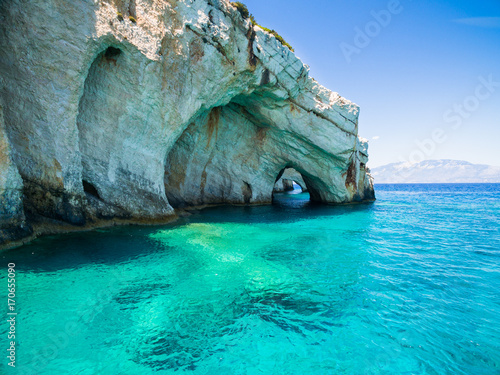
[371,158,500,168]
[244,0,500,168]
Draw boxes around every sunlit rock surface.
[0,0,374,246]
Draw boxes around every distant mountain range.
[370,160,500,183]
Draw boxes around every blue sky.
[244,0,500,167]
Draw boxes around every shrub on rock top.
[231,2,250,19]
[230,1,294,52]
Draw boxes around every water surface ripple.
[1,184,499,374]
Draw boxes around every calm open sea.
[1,184,499,374]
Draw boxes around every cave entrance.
[274,178,303,194]
[272,167,310,205]
[76,45,125,206]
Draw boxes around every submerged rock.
[0,0,374,246]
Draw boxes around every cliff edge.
[0,0,374,247]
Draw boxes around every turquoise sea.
[1,184,499,374]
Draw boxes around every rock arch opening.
[76,44,172,219]
[164,92,339,209]
[77,44,172,218]
[272,165,335,205]
[164,102,281,208]
[77,45,125,209]
[273,167,306,196]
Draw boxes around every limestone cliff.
[0,0,374,247]
[0,100,31,242]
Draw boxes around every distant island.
[371,160,500,184]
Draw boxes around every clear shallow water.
[1,184,499,374]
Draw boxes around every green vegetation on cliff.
[230,2,294,52]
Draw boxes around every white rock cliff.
[0,0,374,246]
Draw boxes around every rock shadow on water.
[187,193,375,226]
[0,222,186,272]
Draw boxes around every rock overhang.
[0,0,374,248]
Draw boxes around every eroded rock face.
[0,102,31,243]
[0,0,374,246]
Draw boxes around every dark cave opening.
[104,46,122,59]
[82,180,100,200]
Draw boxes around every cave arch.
[273,167,307,194]
[77,45,125,207]
[271,166,330,204]
[163,92,341,208]
[76,44,172,218]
